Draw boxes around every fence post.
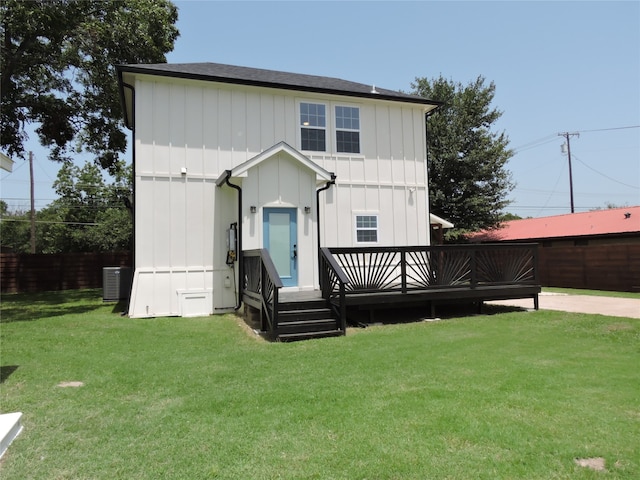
[470,247,477,289]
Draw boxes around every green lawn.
[543,287,640,299]
[1,290,639,479]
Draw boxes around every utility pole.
[558,132,579,213]
[29,151,36,253]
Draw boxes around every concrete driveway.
[489,292,640,319]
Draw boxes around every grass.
[543,287,640,299]
[1,290,639,479]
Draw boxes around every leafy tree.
[1,0,179,174]
[592,202,631,210]
[47,161,133,253]
[500,212,522,222]
[412,76,515,241]
[0,202,29,252]
[0,161,132,253]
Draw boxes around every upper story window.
[300,102,326,152]
[335,106,360,154]
[299,102,361,154]
[355,214,378,243]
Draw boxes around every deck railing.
[322,243,539,295]
[244,244,538,335]
[242,249,283,336]
[319,248,349,332]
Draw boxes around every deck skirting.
[336,284,540,320]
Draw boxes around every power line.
[1,197,58,202]
[511,125,639,154]
[510,205,608,210]
[0,159,27,180]
[0,218,100,226]
[576,125,640,133]
[572,154,640,190]
[513,187,633,197]
[535,155,567,217]
[1,201,127,209]
[512,135,557,153]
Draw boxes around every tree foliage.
[0,162,132,253]
[412,76,515,240]
[1,0,179,174]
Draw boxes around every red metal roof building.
[469,207,640,292]
[470,206,640,244]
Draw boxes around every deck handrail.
[319,247,349,332]
[242,249,283,336]
[324,243,539,295]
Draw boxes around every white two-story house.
[117,63,441,318]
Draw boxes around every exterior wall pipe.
[222,171,243,310]
[316,173,336,288]
[425,108,438,245]
[121,82,135,315]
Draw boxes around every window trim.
[299,101,327,153]
[297,100,363,155]
[335,105,361,154]
[354,213,379,244]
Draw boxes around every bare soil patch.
[57,381,84,388]
[575,457,606,471]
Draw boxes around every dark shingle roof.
[117,62,440,107]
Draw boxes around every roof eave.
[485,231,640,243]
[116,68,135,130]
[116,64,443,109]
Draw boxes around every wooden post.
[29,151,35,254]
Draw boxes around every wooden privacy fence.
[537,243,640,292]
[1,252,132,294]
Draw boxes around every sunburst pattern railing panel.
[243,249,282,337]
[433,249,472,286]
[404,249,435,289]
[476,247,536,284]
[333,249,402,292]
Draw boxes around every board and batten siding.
[129,74,430,317]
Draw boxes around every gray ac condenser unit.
[103,267,132,301]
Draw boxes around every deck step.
[268,296,344,341]
[277,329,344,342]
[279,308,334,321]
[278,300,327,310]
[277,317,338,335]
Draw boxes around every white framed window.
[335,105,360,154]
[300,102,326,152]
[355,214,378,243]
[298,101,362,154]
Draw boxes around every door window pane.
[269,213,291,276]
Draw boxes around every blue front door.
[263,208,298,287]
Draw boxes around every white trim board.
[0,412,23,459]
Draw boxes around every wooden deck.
[243,244,541,341]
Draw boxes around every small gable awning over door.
[215,142,334,186]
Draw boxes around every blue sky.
[2,0,639,218]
